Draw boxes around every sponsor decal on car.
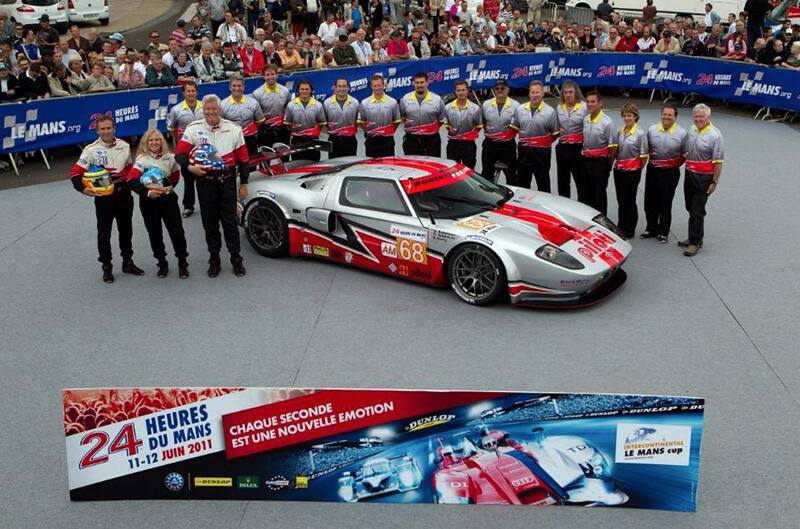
[398,264,409,277]
[514,192,536,202]
[615,424,691,466]
[466,235,493,246]
[388,263,398,273]
[381,242,397,258]
[390,225,427,243]
[295,476,309,489]
[396,238,427,265]
[302,244,312,254]
[256,190,276,199]
[457,217,500,235]
[405,414,456,432]
[312,245,330,257]
[194,477,233,487]
[430,229,457,242]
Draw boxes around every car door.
[309,175,439,283]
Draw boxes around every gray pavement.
[1,107,799,529]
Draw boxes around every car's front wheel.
[245,200,289,257]
[447,244,506,306]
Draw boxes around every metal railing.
[539,2,594,27]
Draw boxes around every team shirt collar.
[694,122,714,135]
[229,95,246,105]
[588,110,605,124]
[620,123,638,136]
[658,122,678,133]
[263,82,280,93]
[491,97,511,109]
[182,100,203,110]
[294,96,316,105]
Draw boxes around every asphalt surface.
[1,102,799,529]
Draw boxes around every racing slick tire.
[446,243,507,306]
[245,200,289,257]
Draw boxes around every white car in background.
[61,0,108,26]
[1,0,69,30]
[565,0,745,19]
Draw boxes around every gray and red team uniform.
[644,123,687,238]
[126,153,188,263]
[221,95,265,156]
[284,96,327,161]
[358,93,401,158]
[399,90,445,158]
[443,99,483,169]
[323,94,360,158]
[683,123,724,246]
[513,100,559,191]
[166,99,204,210]
[612,124,649,238]
[69,138,134,265]
[251,82,291,149]
[481,97,519,183]
[175,118,250,259]
[555,101,587,198]
[580,111,617,215]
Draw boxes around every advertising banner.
[3,53,798,155]
[64,387,705,511]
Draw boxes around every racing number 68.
[397,238,427,265]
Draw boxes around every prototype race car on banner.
[241,143,632,307]
[431,426,628,506]
[338,455,423,502]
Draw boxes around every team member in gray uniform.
[284,80,327,161]
[481,79,519,183]
[399,72,445,158]
[443,79,482,169]
[221,74,265,157]
[580,91,617,216]
[324,78,360,158]
[555,80,587,198]
[358,74,401,158]
[166,81,204,218]
[642,102,687,244]
[513,81,559,191]
[252,64,291,150]
[679,103,724,257]
[611,103,648,239]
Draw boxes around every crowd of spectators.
[1,1,799,103]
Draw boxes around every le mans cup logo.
[614,424,691,466]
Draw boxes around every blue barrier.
[2,52,798,154]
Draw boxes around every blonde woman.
[127,129,189,278]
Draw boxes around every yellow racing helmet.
[82,165,114,196]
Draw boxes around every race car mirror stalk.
[416,200,438,225]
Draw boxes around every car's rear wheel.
[447,244,506,306]
[245,200,289,257]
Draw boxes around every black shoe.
[231,255,246,277]
[102,263,114,284]
[678,239,702,248]
[657,235,668,244]
[182,207,194,218]
[157,260,169,278]
[178,259,189,279]
[639,231,657,239]
[122,260,144,275]
[207,255,221,277]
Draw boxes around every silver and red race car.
[241,143,632,307]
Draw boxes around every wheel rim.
[452,248,497,300]
[247,205,284,250]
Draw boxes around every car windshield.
[363,462,391,476]
[25,0,60,6]
[406,167,513,220]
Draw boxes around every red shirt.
[239,48,265,77]
[483,0,499,20]
[386,38,409,57]
[616,35,638,52]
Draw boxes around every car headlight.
[592,214,627,240]
[536,244,584,270]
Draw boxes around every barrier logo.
[164,472,185,492]
[735,71,787,99]
[3,108,77,150]
[640,59,688,85]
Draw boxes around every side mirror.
[307,207,335,233]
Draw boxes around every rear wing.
[256,139,332,163]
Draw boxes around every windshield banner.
[4,52,799,154]
[64,387,705,511]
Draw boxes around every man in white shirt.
[161,38,180,68]
[317,12,338,46]
[216,10,247,45]
[351,27,371,64]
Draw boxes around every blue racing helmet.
[140,167,169,188]
[189,144,226,172]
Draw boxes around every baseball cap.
[534,26,542,33]
[39,14,50,22]
[109,32,125,42]
[498,23,507,30]
[663,30,672,37]
[494,79,508,88]
[176,19,186,27]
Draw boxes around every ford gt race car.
[338,455,422,502]
[431,426,628,506]
[241,145,632,307]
